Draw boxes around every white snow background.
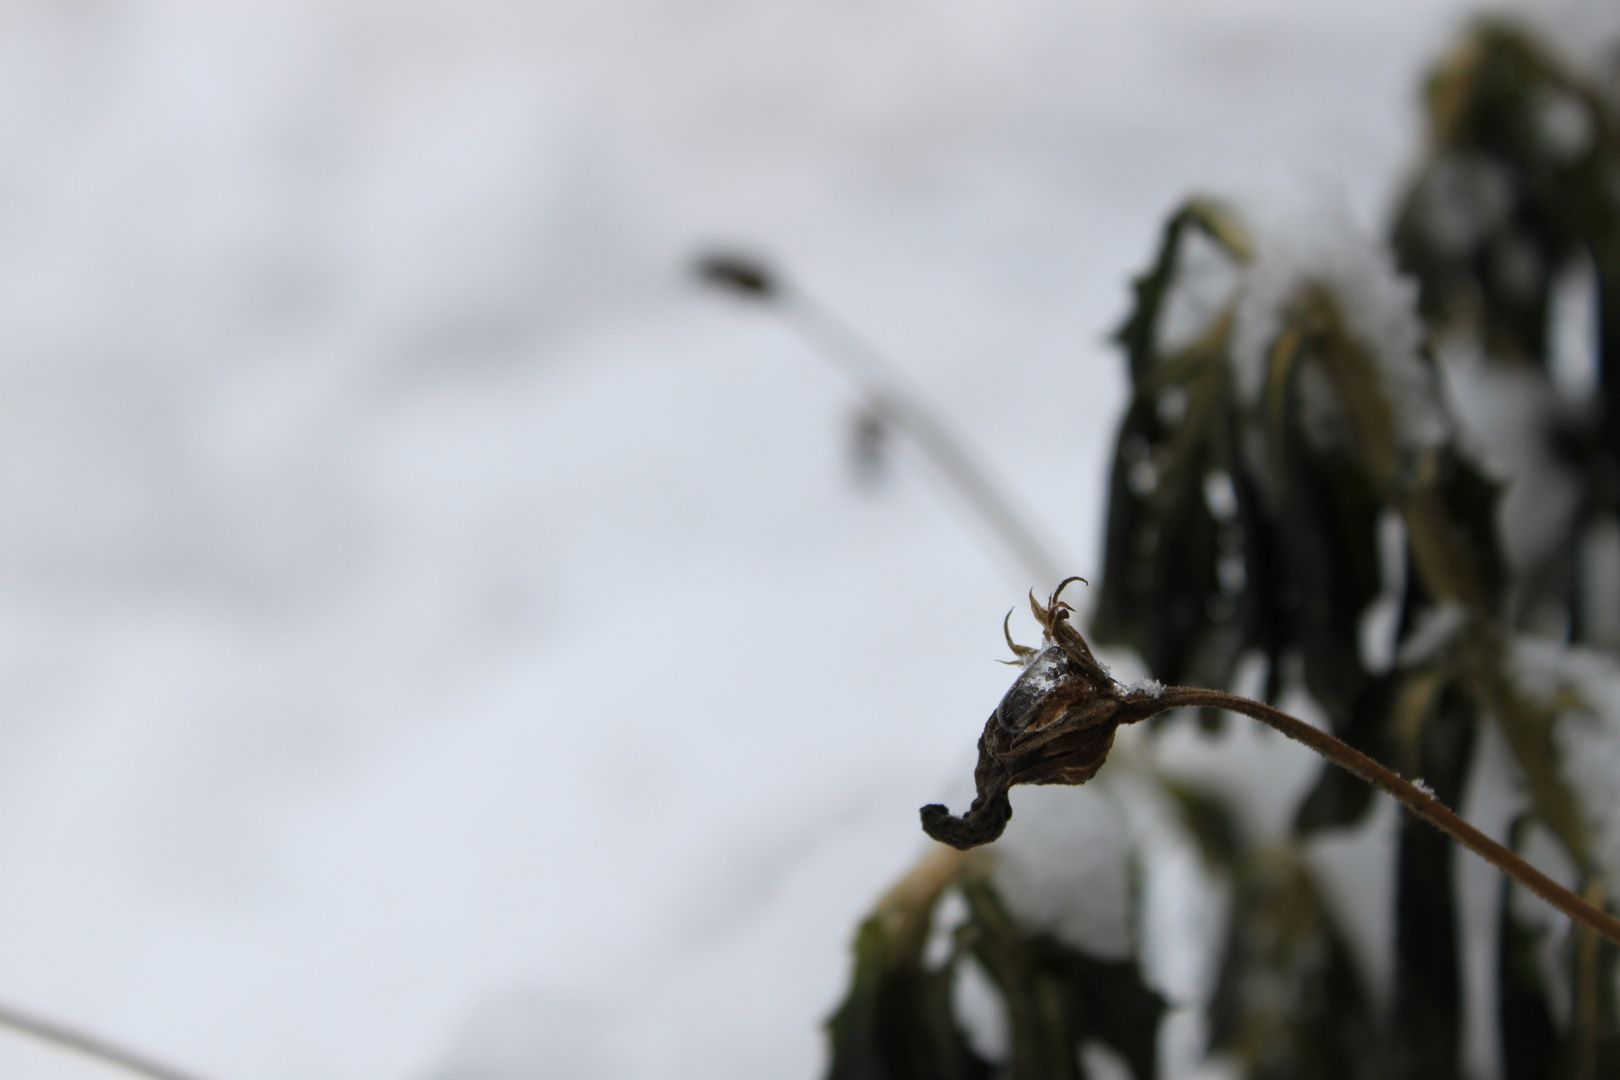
[0,1,1599,1077]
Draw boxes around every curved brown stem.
[1165,686,1620,947]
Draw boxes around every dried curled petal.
[921,581,1173,849]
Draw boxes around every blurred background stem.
[696,252,1068,591]
[0,998,210,1080]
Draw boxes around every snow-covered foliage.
[1123,676,1165,699]
[1436,344,1586,574]
[1156,227,1245,356]
[832,14,1620,1080]
[1145,186,1454,456]
[1516,638,1620,881]
[1228,197,1450,453]
[1,3,1616,1080]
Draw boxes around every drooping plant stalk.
[1163,685,1620,946]
[817,23,1620,1074]
[697,245,1620,943]
[0,997,211,1080]
[921,580,1620,947]
[694,253,1067,589]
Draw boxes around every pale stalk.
[0,998,211,1080]
[776,288,1067,590]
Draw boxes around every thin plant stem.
[694,252,1068,587]
[1163,685,1620,947]
[775,288,1068,590]
[0,997,211,1080]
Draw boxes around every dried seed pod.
[922,579,1173,849]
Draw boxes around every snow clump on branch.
[1228,194,1451,453]
[1514,636,1620,879]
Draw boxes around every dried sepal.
[998,609,1038,666]
[922,580,1172,850]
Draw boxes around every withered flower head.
[921,578,1169,850]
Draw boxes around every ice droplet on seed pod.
[994,645,1077,732]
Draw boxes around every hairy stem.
[1162,686,1620,947]
[0,998,211,1080]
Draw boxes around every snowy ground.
[0,1,1588,1077]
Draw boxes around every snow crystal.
[1027,652,1064,688]
[1411,777,1436,799]
[1513,638,1620,880]
[1124,677,1165,698]
[997,645,1076,731]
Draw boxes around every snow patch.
[1228,193,1449,454]
[1124,677,1165,698]
[990,784,1134,960]
[1437,340,1584,573]
[1536,87,1595,166]
[1513,638,1620,879]
[1396,601,1469,668]
[1157,226,1244,355]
